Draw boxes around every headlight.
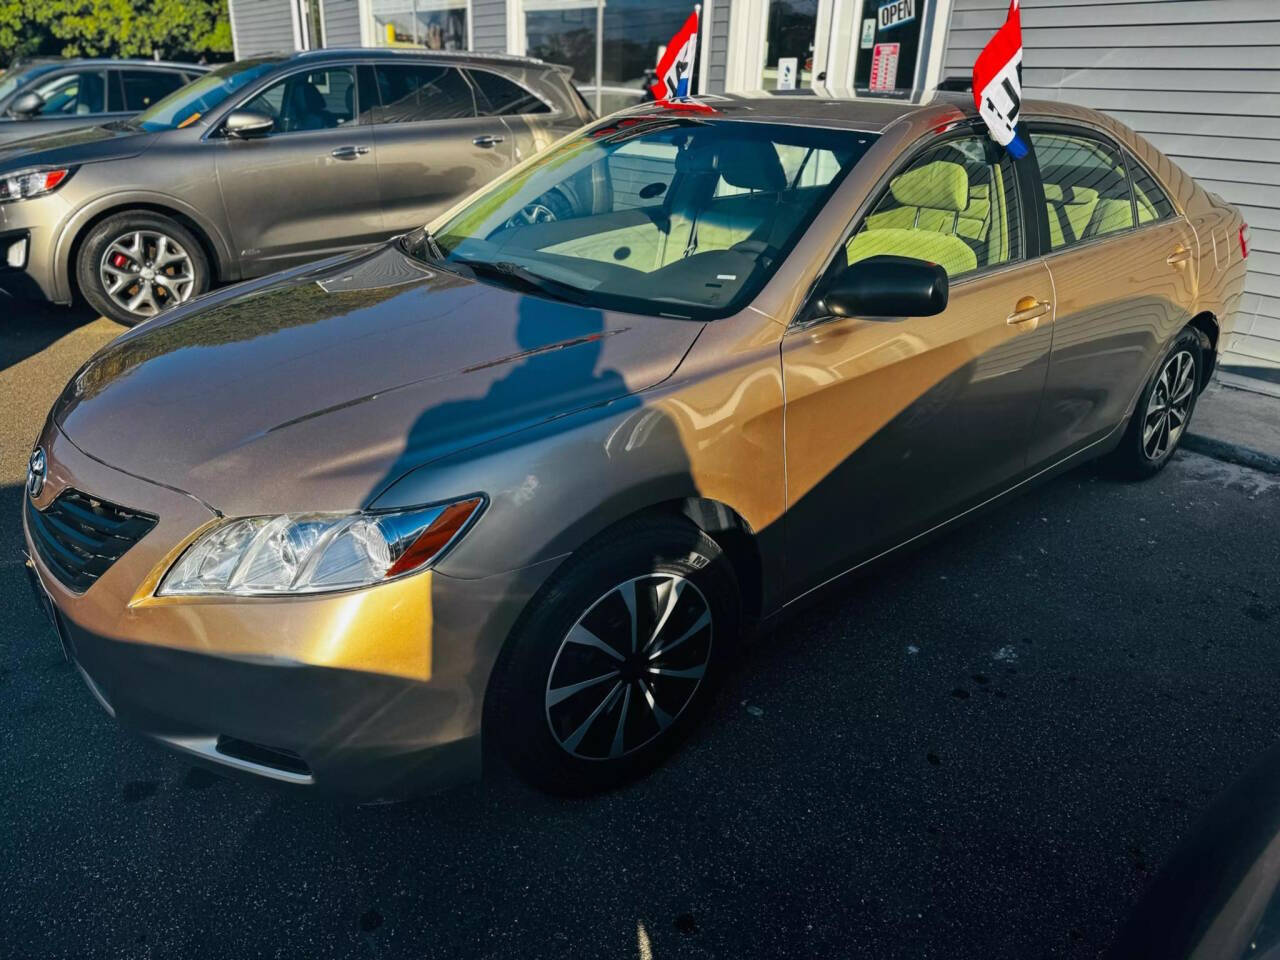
[157,497,484,597]
[0,166,74,203]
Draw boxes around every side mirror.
[9,92,44,118]
[818,255,949,319]
[223,109,274,139]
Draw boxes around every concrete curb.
[1183,433,1280,476]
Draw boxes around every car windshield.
[0,64,58,105]
[421,113,876,320]
[127,58,284,132]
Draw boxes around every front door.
[781,131,1053,593]
[1025,126,1198,467]
[367,62,514,234]
[214,65,384,276]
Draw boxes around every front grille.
[26,489,157,592]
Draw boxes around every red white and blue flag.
[972,0,1028,158]
[651,10,699,100]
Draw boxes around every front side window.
[848,133,1023,280]
[120,70,187,111]
[419,117,876,320]
[1031,130,1136,250]
[370,64,474,123]
[241,68,356,134]
[34,71,107,116]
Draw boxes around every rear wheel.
[77,212,209,326]
[1108,327,1202,479]
[487,517,740,794]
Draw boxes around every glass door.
[853,0,928,98]
[760,0,817,91]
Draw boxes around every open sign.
[878,0,916,30]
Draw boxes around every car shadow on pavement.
[1,296,109,376]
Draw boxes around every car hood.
[54,244,704,516]
[0,123,154,170]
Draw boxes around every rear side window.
[371,64,474,123]
[120,70,187,111]
[469,69,549,116]
[1030,130,1135,249]
[849,133,1023,279]
[1127,154,1175,224]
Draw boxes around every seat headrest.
[1043,184,1099,205]
[676,139,786,192]
[890,161,968,212]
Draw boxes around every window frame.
[1024,119,1185,259]
[793,120,1040,329]
[210,63,362,140]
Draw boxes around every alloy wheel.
[98,230,197,319]
[1142,349,1196,461]
[545,573,713,761]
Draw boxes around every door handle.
[330,145,370,160]
[1166,245,1192,266]
[1006,296,1052,326]
[472,135,505,148]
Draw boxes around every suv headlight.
[157,497,484,597]
[0,166,75,203]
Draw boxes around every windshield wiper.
[457,259,595,307]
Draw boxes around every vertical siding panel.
[472,0,508,53]
[232,0,299,56]
[322,0,362,47]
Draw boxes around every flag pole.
[595,0,605,116]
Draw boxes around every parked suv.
[0,49,591,324]
[0,58,207,146]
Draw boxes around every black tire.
[487,516,740,795]
[1107,326,1204,480]
[77,211,210,327]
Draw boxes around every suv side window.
[468,69,549,116]
[847,133,1023,280]
[240,68,356,134]
[1030,130,1136,249]
[33,70,108,116]
[120,69,187,111]
[371,64,475,123]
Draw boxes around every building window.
[524,0,696,115]
[371,0,468,49]
[761,0,816,90]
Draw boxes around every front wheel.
[77,212,209,326]
[1108,327,1203,479]
[487,517,740,795]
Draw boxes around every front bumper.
[22,422,561,799]
[0,194,67,302]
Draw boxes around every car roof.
[607,91,1109,136]
[264,47,560,71]
[11,58,210,71]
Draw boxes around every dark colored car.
[0,49,591,324]
[22,94,1248,798]
[0,58,207,146]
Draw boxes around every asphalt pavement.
[3,301,1280,960]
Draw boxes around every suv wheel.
[487,517,740,794]
[77,212,209,326]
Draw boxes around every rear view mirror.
[9,92,44,118]
[819,255,949,319]
[224,110,274,139]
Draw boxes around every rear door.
[467,66,581,163]
[1025,125,1197,467]
[213,64,384,276]
[367,61,513,233]
[781,129,1054,591]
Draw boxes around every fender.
[50,189,238,303]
